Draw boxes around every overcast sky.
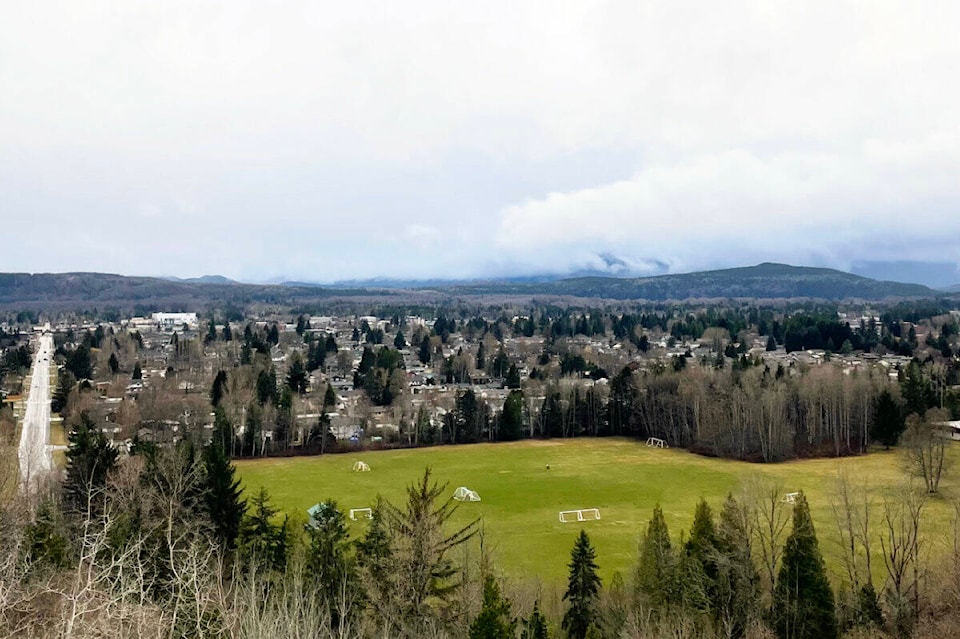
[2,1,960,283]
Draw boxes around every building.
[152,312,199,331]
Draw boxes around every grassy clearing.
[235,438,960,584]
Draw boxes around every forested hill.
[0,272,375,311]
[442,263,936,300]
[0,263,941,310]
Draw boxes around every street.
[18,333,54,491]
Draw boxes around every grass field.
[235,438,960,584]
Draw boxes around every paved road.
[18,333,54,491]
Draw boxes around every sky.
[2,1,960,284]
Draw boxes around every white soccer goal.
[646,437,668,448]
[783,492,800,504]
[559,508,601,523]
[352,461,371,472]
[349,508,373,520]
[453,486,481,502]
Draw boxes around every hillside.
[0,263,940,311]
[444,263,936,300]
[0,272,374,311]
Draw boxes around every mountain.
[0,272,374,311]
[0,264,943,311]
[441,263,936,300]
[943,283,960,293]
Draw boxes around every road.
[18,333,54,491]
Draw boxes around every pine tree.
[418,336,432,365]
[394,330,406,350]
[469,575,516,639]
[382,468,480,623]
[715,494,760,639]
[773,493,837,639]
[210,370,227,408]
[562,530,602,639]
[521,600,549,639]
[51,369,76,415]
[636,504,674,605]
[238,487,288,571]
[323,383,337,408]
[202,443,245,550]
[682,498,719,612]
[64,412,118,515]
[286,354,308,395]
[131,361,142,380]
[306,500,357,617]
[108,352,119,375]
[871,389,905,449]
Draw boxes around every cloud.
[2,1,960,279]
[495,137,960,274]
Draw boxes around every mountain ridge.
[0,263,945,310]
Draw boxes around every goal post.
[349,508,373,520]
[559,508,601,522]
[646,437,667,448]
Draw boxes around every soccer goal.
[453,486,481,502]
[559,508,601,523]
[349,508,373,520]
[353,461,371,472]
[783,492,800,504]
[646,437,668,448]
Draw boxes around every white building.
[152,312,199,331]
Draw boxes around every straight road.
[18,333,54,491]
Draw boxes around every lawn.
[235,438,959,584]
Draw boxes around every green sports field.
[235,438,958,584]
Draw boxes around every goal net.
[559,508,601,523]
[353,461,371,472]
[453,486,481,502]
[349,508,373,520]
[646,437,667,448]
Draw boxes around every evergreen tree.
[132,361,142,380]
[562,530,602,639]
[682,498,719,612]
[64,412,119,515]
[238,487,289,571]
[773,493,838,639]
[766,335,777,351]
[476,341,486,370]
[382,468,480,623]
[205,318,218,344]
[306,500,357,618]
[255,368,278,405]
[871,389,905,449]
[202,443,245,550]
[636,504,674,606]
[394,329,406,350]
[500,390,524,441]
[323,382,337,408]
[51,369,76,415]
[108,352,119,375]
[521,600,549,639]
[355,500,397,621]
[505,363,521,389]
[715,494,760,639]
[285,353,308,395]
[210,370,227,408]
[211,407,233,452]
[418,336,432,365]
[469,575,516,639]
